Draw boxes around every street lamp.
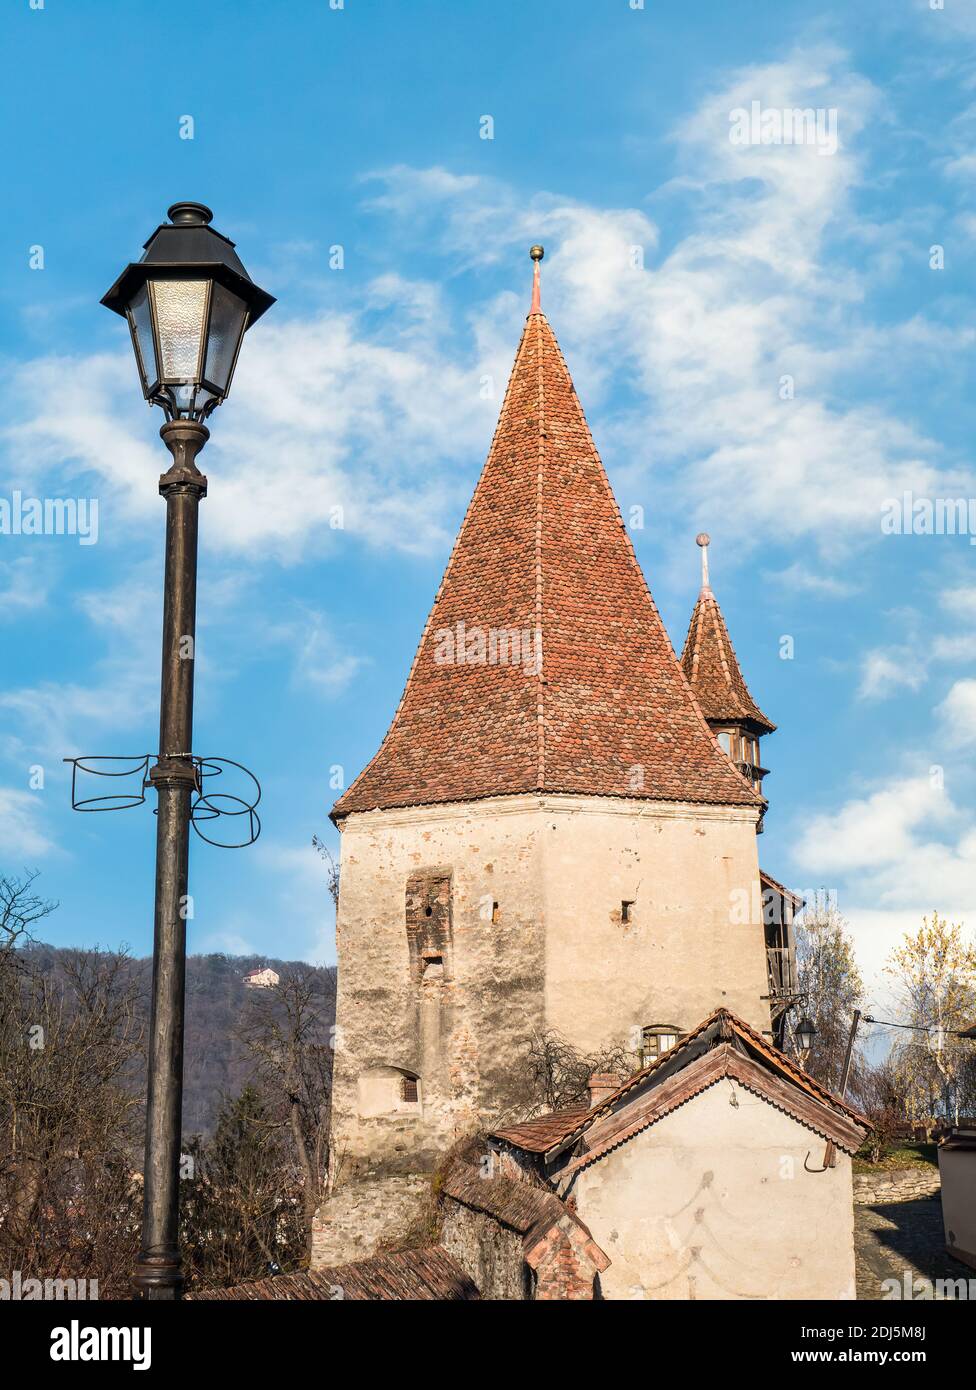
[102,202,273,1300]
[795,1015,817,1059]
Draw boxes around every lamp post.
[102,202,274,1299]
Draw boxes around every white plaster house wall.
[571,1080,857,1301]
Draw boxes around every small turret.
[681,535,775,823]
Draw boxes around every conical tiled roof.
[680,583,775,734]
[333,296,762,819]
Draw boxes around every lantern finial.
[529,245,544,314]
[696,532,710,588]
[167,202,214,227]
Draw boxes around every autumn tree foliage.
[884,913,976,1124]
[789,899,864,1092]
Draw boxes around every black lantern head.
[796,1016,816,1054]
[101,202,275,422]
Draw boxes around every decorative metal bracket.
[63,753,261,848]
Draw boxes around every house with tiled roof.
[462,1009,868,1300]
[315,251,808,1288]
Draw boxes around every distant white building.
[243,967,279,989]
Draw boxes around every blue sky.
[1,0,975,1019]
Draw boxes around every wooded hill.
[20,944,337,1137]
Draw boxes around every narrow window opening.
[401,1075,419,1104]
[424,906,433,917]
[621,900,635,923]
[491,901,500,924]
[422,954,444,980]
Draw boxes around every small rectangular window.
[422,954,444,980]
[621,900,635,923]
[401,1076,419,1103]
[491,901,500,924]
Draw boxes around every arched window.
[640,1024,681,1066]
[357,1065,422,1118]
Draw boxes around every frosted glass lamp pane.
[203,282,248,396]
[126,281,157,394]
[151,280,210,381]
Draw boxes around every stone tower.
[314,253,775,1264]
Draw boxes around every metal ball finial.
[696,532,710,547]
[167,202,214,227]
[529,244,545,262]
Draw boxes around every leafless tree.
[0,870,58,955]
[0,945,143,1295]
[312,834,340,912]
[180,1085,306,1290]
[504,1029,633,1120]
[237,967,335,1260]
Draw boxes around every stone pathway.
[855,1195,972,1299]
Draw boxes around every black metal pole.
[132,419,208,1300]
[821,1008,862,1171]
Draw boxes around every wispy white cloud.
[0,556,50,615]
[362,48,969,572]
[0,788,55,859]
[795,773,956,879]
[857,646,927,700]
[937,677,976,746]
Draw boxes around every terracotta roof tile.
[476,1107,591,1156]
[439,1159,610,1271]
[185,1246,478,1301]
[489,1007,867,1159]
[333,307,763,819]
[680,583,775,733]
[440,1157,568,1234]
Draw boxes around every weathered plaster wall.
[572,1081,857,1300]
[541,796,769,1047]
[938,1148,976,1269]
[328,793,769,1183]
[329,797,547,1180]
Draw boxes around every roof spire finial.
[696,532,711,589]
[529,244,544,314]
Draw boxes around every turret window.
[716,729,761,769]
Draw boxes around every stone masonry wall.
[310,1175,430,1270]
[439,1203,528,1300]
[852,1167,941,1206]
